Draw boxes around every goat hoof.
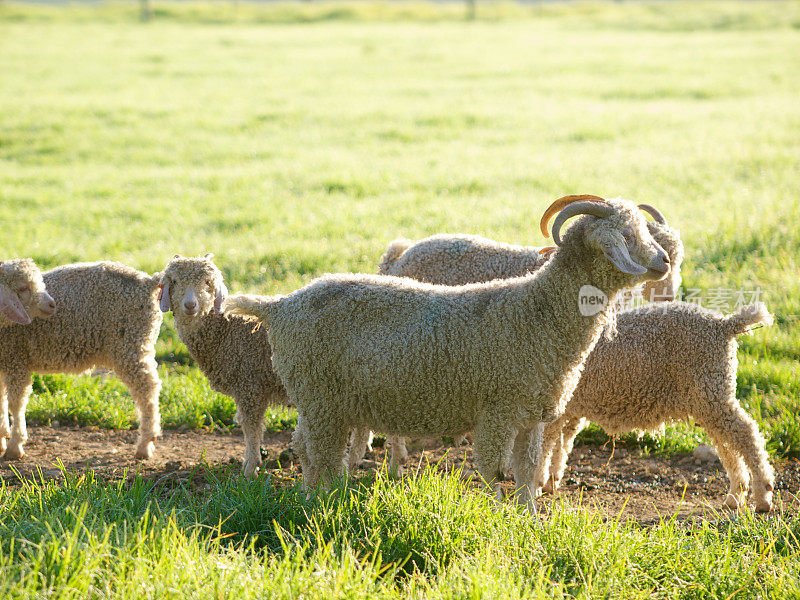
[0,438,7,456]
[542,479,558,494]
[4,444,25,460]
[135,440,155,460]
[242,463,260,479]
[755,492,773,513]
[722,494,743,510]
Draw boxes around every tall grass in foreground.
[1,468,799,598]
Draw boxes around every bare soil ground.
[3,426,798,525]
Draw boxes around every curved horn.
[538,246,557,258]
[638,204,667,225]
[540,195,607,238]
[552,202,614,246]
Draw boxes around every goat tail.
[223,294,280,326]
[723,302,774,337]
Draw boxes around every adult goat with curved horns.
[224,195,670,511]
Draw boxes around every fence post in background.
[466,0,476,21]
[141,0,153,22]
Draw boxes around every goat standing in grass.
[226,196,670,510]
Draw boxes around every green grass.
[27,367,297,433]
[1,468,800,599]
[1,2,800,595]
[2,0,798,457]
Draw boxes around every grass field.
[1,1,800,597]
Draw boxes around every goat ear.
[601,240,648,275]
[0,287,32,325]
[213,281,228,314]
[158,281,171,313]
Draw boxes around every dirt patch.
[2,426,798,524]
[361,437,800,525]
[0,425,293,484]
